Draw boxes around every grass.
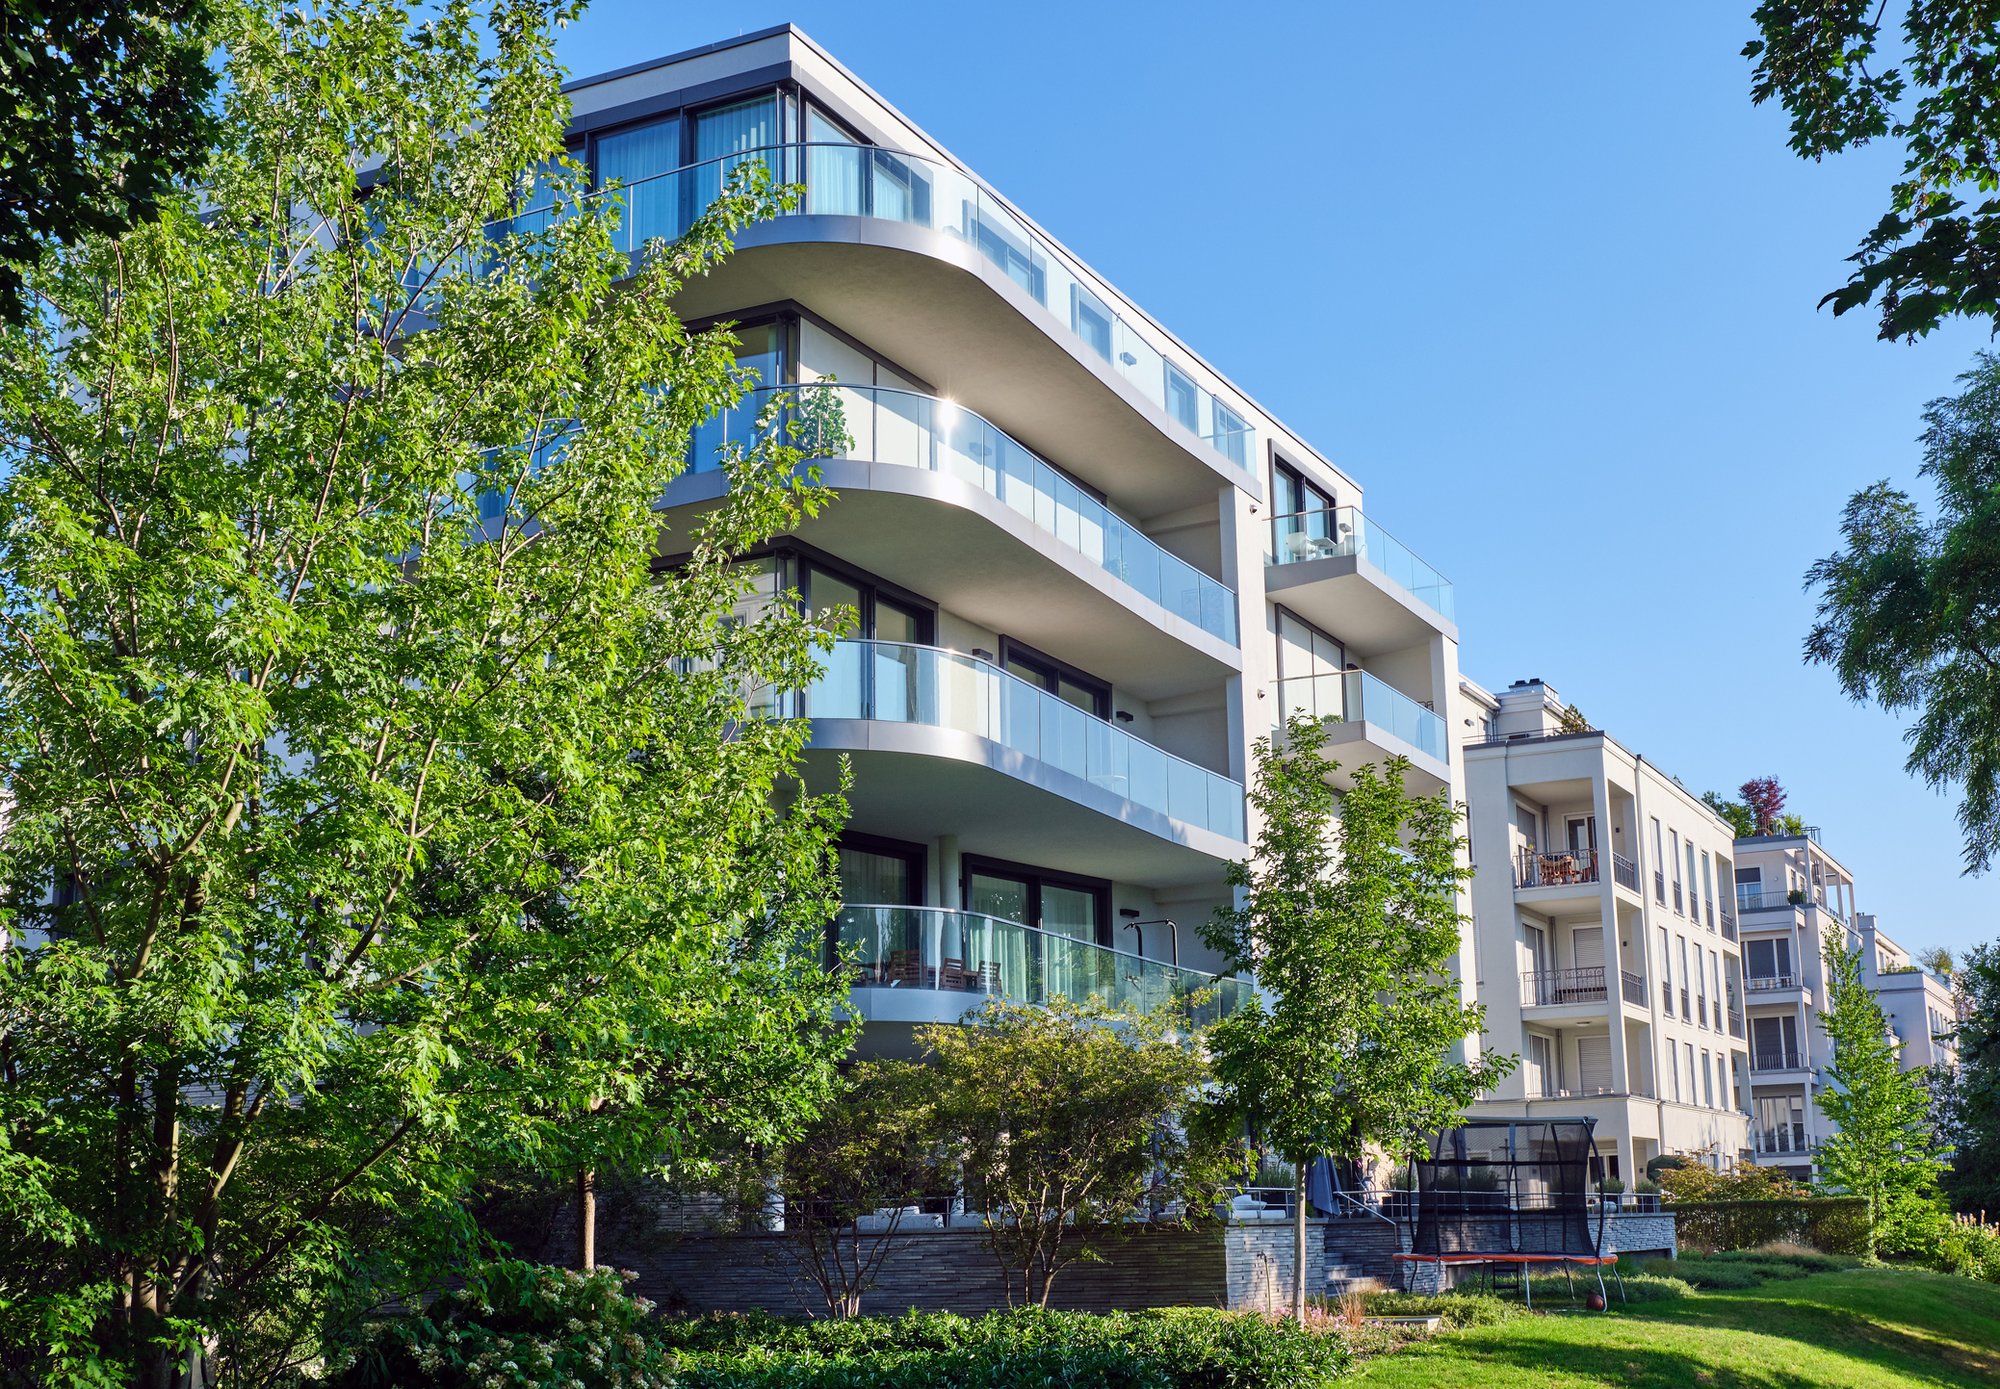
[1348,1265,2000,1388]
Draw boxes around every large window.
[1274,607,1345,723]
[1746,937,1793,981]
[688,319,788,471]
[595,115,681,245]
[998,637,1109,719]
[837,835,925,908]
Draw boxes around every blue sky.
[556,2,1995,958]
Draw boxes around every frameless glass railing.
[832,904,1252,1025]
[494,142,1258,471]
[692,383,1237,644]
[781,639,1246,841]
[1267,506,1455,624]
[1272,668,1448,763]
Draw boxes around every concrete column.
[935,835,961,910]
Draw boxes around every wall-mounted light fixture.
[971,648,994,663]
[1115,710,1134,724]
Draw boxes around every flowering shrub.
[1877,1201,2000,1281]
[333,1261,675,1389]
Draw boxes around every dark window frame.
[995,635,1110,719]
[960,853,1112,949]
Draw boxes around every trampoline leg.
[1563,1261,1577,1303]
[1612,1262,1626,1305]
[1523,1262,1531,1309]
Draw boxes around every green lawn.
[1351,1267,2000,1389]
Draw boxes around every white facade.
[1459,678,1751,1183]
[569,26,1465,1054]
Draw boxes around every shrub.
[1363,1291,1523,1327]
[1636,1258,1765,1290]
[1619,1273,1695,1303]
[332,1262,675,1389]
[1876,1199,2000,1280]
[1668,1197,1872,1255]
[656,1308,1351,1389]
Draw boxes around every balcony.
[778,640,1246,883]
[1721,907,1738,942]
[834,904,1250,1029]
[1521,967,1608,1007]
[1750,1125,1814,1157]
[1622,970,1647,1006]
[1274,669,1448,793]
[587,143,1259,507]
[1514,845,1599,889]
[1266,507,1453,626]
[1750,1050,1812,1074]
[1746,974,1800,994]
[682,383,1239,657]
[1728,1010,1745,1038]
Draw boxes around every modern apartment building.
[1459,678,1752,1183]
[558,26,1465,1057]
[1732,832,1957,1175]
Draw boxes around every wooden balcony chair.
[938,957,966,991]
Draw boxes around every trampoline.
[1393,1117,1625,1306]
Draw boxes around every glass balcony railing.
[692,383,1237,644]
[832,904,1251,1026]
[1272,669,1448,763]
[500,142,1258,471]
[1267,507,1455,623]
[773,639,1247,841]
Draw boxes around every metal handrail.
[1521,966,1608,1005]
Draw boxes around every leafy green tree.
[0,1,221,325]
[1816,926,1949,1225]
[1939,941,2000,1213]
[0,2,854,1383]
[1805,354,2000,873]
[919,995,1240,1309]
[1745,2,2000,339]
[1199,713,1510,1323]
[1701,790,1757,840]
[753,1060,952,1318]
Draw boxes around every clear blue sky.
[555,2,1995,959]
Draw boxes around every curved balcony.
[689,383,1236,647]
[1273,668,1448,794]
[1265,507,1455,654]
[833,904,1250,1029]
[774,640,1246,884]
[500,143,1258,513]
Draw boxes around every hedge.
[1667,1197,1872,1255]
[659,1308,1352,1389]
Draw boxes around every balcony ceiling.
[793,725,1242,889]
[1262,555,1455,656]
[670,217,1249,520]
[659,465,1240,702]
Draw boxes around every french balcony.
[833,904,1251,1029]
[1264,508,1455,653]
[1274,669,1448,793]
[578,143,1259,508]
[1750,1050,1812,1075]
[772,639,1246,884]
[1611,852,1640,892]
[674,383,1240,693]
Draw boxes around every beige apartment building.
[1733,834,1958,1177]
[1460,678,1751,1183]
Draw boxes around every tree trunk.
[1294,1161,1309,1325]
[575,1167,596,1271]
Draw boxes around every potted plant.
[1633,1176,1660,1209]
[1786,887,1808,906]
[1599,1176,1625,1210]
